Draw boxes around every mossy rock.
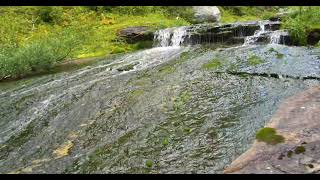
[255,127,285,145]
[294,146,305,154]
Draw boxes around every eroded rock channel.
[0,21,320,174]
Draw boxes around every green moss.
[255,127,285,145]
[128,89,144,101]
[173,90,191,111]
[248,55,264,66]
[294,146,306,154]
[162,137,169,146]
[145,160,153,168]
[287,150,293,158]
[268,47,277,53]
[202,58,223,70]
[158,65,176,75]
[268,48,284,59]
[276,53,284,59]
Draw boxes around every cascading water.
[154,20,289,48]
[154,27,188,47]
[243,21,289,46]
[243,21,267,46]
[270,30,289,44]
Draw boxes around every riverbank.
[224,86,320,174]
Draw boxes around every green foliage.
[282,7,320,45]
[255,127,285,145]
[0,26,87,80]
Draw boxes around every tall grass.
[282,7,320,45]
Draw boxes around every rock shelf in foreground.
[224,86,320,174]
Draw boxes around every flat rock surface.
[224,86,320,174]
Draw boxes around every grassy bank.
[219,6,278,23]
[0,6,189,80]
[0,6,284,81]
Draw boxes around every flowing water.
[0,21,320,174]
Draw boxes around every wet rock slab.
[224,86,320,174]
[0,45,320,174]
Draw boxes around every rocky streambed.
[1,20,320,174]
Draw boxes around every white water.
[243,21,288,46]
[270,30,289,44]
[243,21,267,46]
[154,27,188,47]
[154,21,288,48]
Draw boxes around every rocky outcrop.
[192,6,221,23]
[224,86,320,174]
[154,21,290,47]
[118,26,154,44]
[307,29,320,46]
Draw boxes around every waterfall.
[243,21,267,46]
[270,30,289,44]
[154,27,188,47]
[153,20,289,47]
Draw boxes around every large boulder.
[118,26,154,44]
[192,6,221,23]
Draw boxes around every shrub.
[0,26,87,80]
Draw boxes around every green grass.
[256,127,285,145]
[220,6,277,23]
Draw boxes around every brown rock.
[224,86,320,174]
